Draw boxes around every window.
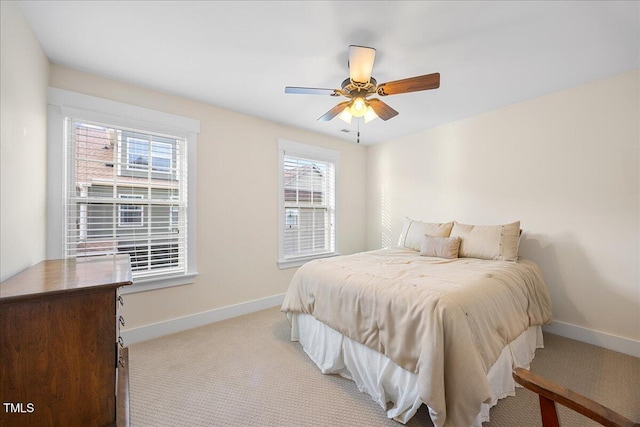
[47,88,199,292]
[70,120,185,277]
[126,137,172,173]
[118,194,144,227]
[169,196,179,232]
[278,139,338,269]
[285,208,299,228]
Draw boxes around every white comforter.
[281,248,553,427]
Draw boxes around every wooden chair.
[513,367,639,427]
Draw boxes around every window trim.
[277,138,339,269]
[47,88,199,293]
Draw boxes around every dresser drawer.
[0,290,116,426]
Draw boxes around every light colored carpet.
[129,307,639,426]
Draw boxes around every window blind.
[65,118,188,279]
[282,153,335,258]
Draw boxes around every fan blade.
[368,98,399,121]
[285,87,340,96]
[318,101,351,122]
[348,45,376,83]
[377,73,440,96]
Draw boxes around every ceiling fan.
[284,45,440,124]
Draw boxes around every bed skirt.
[287,312,543,426]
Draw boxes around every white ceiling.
[18,1,640,145]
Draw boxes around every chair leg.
[539,395,562,427]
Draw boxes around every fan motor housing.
[341,77,377,97]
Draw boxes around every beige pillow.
[419,235,461,259]
[450,221,521,261]
[398,217,454,251]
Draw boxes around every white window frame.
[47,88,199,294]
[277,139,339,269]
[118,194,144,227]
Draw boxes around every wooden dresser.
[0,255,132,427]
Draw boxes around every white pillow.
[419,235,461,259]
[449,221,521,261]
[398,217,454,251]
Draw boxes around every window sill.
[119,271,198,294]
[277,252,340,270]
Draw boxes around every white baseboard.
[543,321,640,358]
[121,293,285,345]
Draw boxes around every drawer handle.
[118,336,125,347]
[118,295,124,306]
[118,356,125,368]
[119,316,125,327]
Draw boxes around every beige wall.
[0,2,50,281]
[366,70,640,341]
[49,64,368,329]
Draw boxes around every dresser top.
[1,255,132,303]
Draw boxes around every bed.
[281,218,553,427]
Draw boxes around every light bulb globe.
[350,97,367,117]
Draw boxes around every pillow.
[397,217,454,251]
[419,235,461,259]
[449,221,521,261]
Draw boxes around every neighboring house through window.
[278,139,338,269]
[47,88,199,292]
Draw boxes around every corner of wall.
[0,1,50,281]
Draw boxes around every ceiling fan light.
[350,97,367,117]
[364,106,378,123]
[349,45,376,83]
[338,108,352,124]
